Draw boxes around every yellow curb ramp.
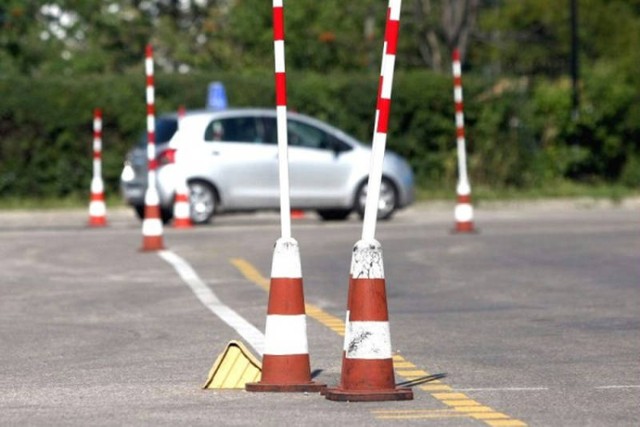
[203,340,262,389]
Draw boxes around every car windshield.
[136,117,178,147]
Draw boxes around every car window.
[260,117,352,153]
[137,117,177,146]
[204,117,260,143]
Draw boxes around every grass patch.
[416,181,640,203]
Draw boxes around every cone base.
[88,217,107,227]
[452,222,477,234]
[140,236,165,251]
[245,381,326,393]
[172,219,193,229]
[324,386,413,402]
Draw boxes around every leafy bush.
[1,68,639,200]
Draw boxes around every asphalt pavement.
[0,199,638,426]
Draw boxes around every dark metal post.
[570,0,580,120]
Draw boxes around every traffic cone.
[140,190,165,251]
[324,239,413,402]
[453,189,475,233]
[246,237,326,392]
[172,105,193,229]
[172,190,193,228]
[88,187,107,227]
[291,209,305,219]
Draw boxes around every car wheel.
[317,209,351,221]
[355,177,398,221]
[188,180,217,224]
[134,204,173,224]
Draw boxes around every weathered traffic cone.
[246,237,326,392]
[324,239,413,402]
[88,108,107,227]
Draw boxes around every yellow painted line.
[395,370,429,377]
[419,384,454,392]
[455,406,495,413]
[471,413,510,420]
[230,258,528,426]
[230,259,269,290]
[433,392,469,400]
[485,420,527,427]
[393,361,416,368]
[443,399,481,407]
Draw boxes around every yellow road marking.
[395,370,429,377]
[443,399,482,407]
[419,384,454,392]
[485,420,527,427]
[230,257,528,426]
[469,412,509,421]
[393,361,416,368]
[433,392,469,400]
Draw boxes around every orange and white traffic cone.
[172,105,193,229]
[291,209,305,220]
[88,108,107,227]
[453,186,475,233]
[324,240,413,402]
[246,237,326,392]
[172,191,192,228]
[140,192,165,251]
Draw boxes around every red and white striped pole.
[88,108,107,227]
[325,0,413,402]
[452,48,475,233]
[141,44,165,251]
[172,105,193,228]
[361,0,401,242]
[246,0,324,394]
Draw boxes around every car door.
[261,117,355,207]
[203,115,279,208]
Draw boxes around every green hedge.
[1,68,639,200]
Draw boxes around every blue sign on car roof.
[207,82,228,110]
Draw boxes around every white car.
[120,108,414,224]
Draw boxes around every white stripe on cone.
[270,237,301,278]
[346,321,392,360]
[264,314,309,355]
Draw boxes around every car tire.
[188,180,217,224]
[317,209,351,221]
[133,204,173,224]
[354,177,398,221]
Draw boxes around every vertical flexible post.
[88,108,107,227]
[141,44,165,250]
[361,0,402,242]
[451,49,475,233]
[273,0,292,239]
